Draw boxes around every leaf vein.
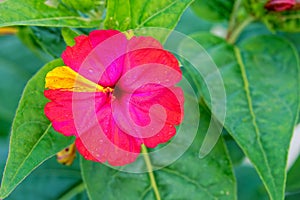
[234,47,276,196]
[136,0,179,28]
[161,168,217,199]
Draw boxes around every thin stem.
[58,182,86,200]
[227,16,255,44]
[228,0,242,35]
[141,145,161,200]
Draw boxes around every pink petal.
[44,90,108,137]
[62,30,128,87]
[61,35,93,72]
[119,48,181,92]
[75,103,141,166]
[111,85,184,148]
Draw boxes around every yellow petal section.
[45,66,112,92]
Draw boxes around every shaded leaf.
[190,0,235,22]
[182,33,299,200]
[0,59,75,199]
[286,153,300,193]
[18,26,66,59]
[174,8,214,35]
[0,35,44,137]
[223,132,244,166]
[235,165,268,200]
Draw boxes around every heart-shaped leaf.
[0,59,74,199]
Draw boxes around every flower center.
[112,86,122,99]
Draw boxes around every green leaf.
[104,0,193,31]
[61,0,104,13]
[6,156,87,200]
[0,0,102,28]
[237,22,271,43]
[282,33,300,55]
[223,132,244,166]
[286,153,300,194]
[0,59,75,199]
[174,8,214,35]
[81,94,236,199]
[190,0,235,22]
[183,33,299,200]
[61,27,80,47]
[18,26,66,59]
[17,27,52,61]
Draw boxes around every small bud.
[56,143,76,166]
[265,0,296,12]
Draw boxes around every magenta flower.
[44,30,184,166]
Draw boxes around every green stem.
[58,182,86,200]
[141,145,161,200]
[227,16,255,44]
[228,0,242,34]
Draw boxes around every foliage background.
[1,0,300,200]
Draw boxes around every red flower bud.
[265,0,296,11]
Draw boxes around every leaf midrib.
[234,47,277,199]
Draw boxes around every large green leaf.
[0,0,102,28]
[81,93,236,200]
[190,0,235,22]
[104,0,193,31]
[0,59,74,199]
[183,33,299,200]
